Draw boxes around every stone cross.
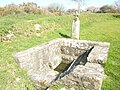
[71,11,80,40]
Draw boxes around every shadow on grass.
[113,15,120,18]
[59,33,70,38]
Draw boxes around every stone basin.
[13,38,110,90]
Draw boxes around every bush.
[3,4,22,15]
[0,7,5,16]
[86,6,100,13]
[116,7,120,13]
[0,2,52,16]
[100,5,116,13]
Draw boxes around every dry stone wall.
[13,38,110,90]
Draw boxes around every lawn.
[0,13,120,90]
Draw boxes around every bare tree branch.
[72,0,85,13]
[115,0,120,7]
[47,3,64,13]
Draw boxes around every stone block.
[58,63,104,90]
[13,38,110,90]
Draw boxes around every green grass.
[0,13,120,90]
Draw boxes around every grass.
[0,13,120,90]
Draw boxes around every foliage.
[4,4,22,14]
[19,2,41,14]
[0,2,51,16]
[100,5,116,13]
[0,7,5,16]
[86,6,100,13]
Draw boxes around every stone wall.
[13,38,110,90]
[61,39,110,64]
[58,39,110,90]
[14,38,63,89]
[58,63,104,90]
[14,38,62,71]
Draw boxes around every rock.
[58,63,104,90]
[71,16,80,40]
[70,87,75,90]
[4,31,14,41]
[28,69,58,89]
[87,45,110,64]
[16,77,21,82]
[60,87,66,90]
[34,24,41,31]
[13,38,110,89]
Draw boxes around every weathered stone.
[62,39,110,65]
[58,63,104,90]
[28,69,58,89]
[87,45,110,64]
[4,31,14,41]
[71,15,80,40]
[13,38,110,89]
[14,38,62,71]
[70,87,75,90]
[60,87,66,90]
[34,24,41,31]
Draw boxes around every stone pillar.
[71,12,80,40]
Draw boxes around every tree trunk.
[78,0,80,13]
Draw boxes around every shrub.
[0,2,52,16]
[3,4,22,15]
[86,6,100,13]
[0,7,5,16]
[100,5,116,13]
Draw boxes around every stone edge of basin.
[13,38,110,68]
[13,38,110,90]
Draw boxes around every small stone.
[16,77,20,82]
[60,87,66,90]
[70,87,75,90]
[5,31,14,41]
[34,24,41,31]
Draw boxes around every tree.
[4,3,22,15]
[67,9,77,14]
[86,6,96,12]
[72,0,85,13]
[115,0,120,7]
[48,3,64,13]
[47,3,64,13]
[114,0,120,13]
[19,2,42,14]
[100,5,116,13]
